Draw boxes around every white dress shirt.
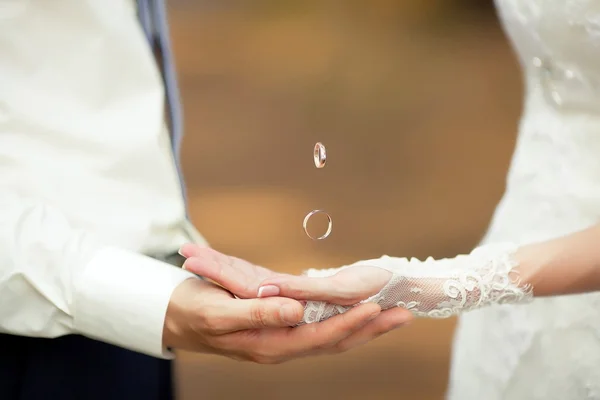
[0,0,206,358]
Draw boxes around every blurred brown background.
[170,1,522,399]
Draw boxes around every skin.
[161,244,413,364]
[179,224,600,333]
[254,224,600,305]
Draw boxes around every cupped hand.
[175,244,413,362]
[164,278,410,364]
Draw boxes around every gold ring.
[303,209,332,240]
[313,142,326,168]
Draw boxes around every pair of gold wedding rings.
[303,142,332,240]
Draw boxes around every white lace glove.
[300,243,533,324]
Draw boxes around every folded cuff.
[73,247,197,358]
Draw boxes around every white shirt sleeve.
[0,191,198,359]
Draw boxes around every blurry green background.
[170,1,521,399]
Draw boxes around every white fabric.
[302,243,533,324]
[449,2,600,398]
[303,1,600,398]
[0,1,206,358]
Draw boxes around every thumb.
[217,297,305,332]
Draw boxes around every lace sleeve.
[301,243,534,324]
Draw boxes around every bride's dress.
[449,1,600,398]
[300,1,600,398]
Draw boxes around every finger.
[258,275,338,300]
[332,307,414,352]
[179,243,205,259]
[258,266,392,305]
[202,297,305,334]
[182,248,252,295]
[213,303,381,363]
[285,303,382,351]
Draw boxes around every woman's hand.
[259,243,535,323]
[179,243,293,299]
[181,244,393,305]
[257,264,393,306]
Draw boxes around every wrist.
[514,235,581,297]
[513,242,548,296]
[162,278,205,352]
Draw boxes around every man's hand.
[171,244,413,363]
[163,278,407,364]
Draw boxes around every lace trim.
[300,244,533,324]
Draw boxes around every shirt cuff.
[72,247,198,358]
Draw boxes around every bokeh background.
[170,1,522,399]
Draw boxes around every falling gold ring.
[303,209,332,240]
[313,142,327,168]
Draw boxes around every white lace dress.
[299,1,600,398]
[448,1,600,398]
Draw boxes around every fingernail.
[257,285,280,298]
[368,312,379,321]
[280,304,300,325]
